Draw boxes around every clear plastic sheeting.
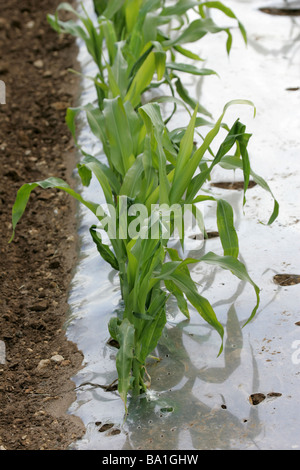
[66,0,300,450]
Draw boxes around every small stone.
[50,354,64,364]
[61,360,71,367]
[43,70,52,78]
[26,21,35,29]
[0,341,6,365]
[36,359,51,371]
[50,101,69,111]
[33,59,44,69]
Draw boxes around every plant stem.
[132,357,142,396]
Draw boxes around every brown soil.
[0,0,86,450]
[259,7,300,16]
[273,274,300,286]
[210,181,257,190]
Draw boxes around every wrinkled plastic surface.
[66,0,300,450]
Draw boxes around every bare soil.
[210,181,257,190]
[259,7,300,16]
[0,0,87,450]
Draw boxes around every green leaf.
[99,18,118,64]
[125,0,143,33]
[77,163,92,187]
[115,318,135,412]
[166,62,216,77]
[162,18,228,47]
[172,106,198,193]
[106,62,122,97]
[217,199,239,258]
[111,42,128,98]
[103,97,135,176]
[9,178,98,243]
[65,107,80,144]
[108,316,121,342]
[89,225,119,271]
[153,260,224,354]
[174,78,213,118]
[200,1,247,44]
[139,103,170,204]
[173,45,203,61]
[125,51,156,108]
[81,153,121,196]
[102,0,125,19]
[119,154,144,198]
[161,0,199,17]
[94,0,109,16]
[83,159,115,206]
[139,102,165,136]
[184,101,255,203]
[138,291,167,362]
[133,312,154,321]
[165,279,190,318]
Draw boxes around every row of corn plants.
[10,0,279,414]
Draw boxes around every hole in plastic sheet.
[98,423,114,432]
[273,274,300,286]
[249,393,266,405]
[210,181,257,190]
[259,4,300,16]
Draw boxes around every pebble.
[50,354,64,364]
[0,341,6,365]
[50,101,69,111]
[33,59,44,69]
[36,359,50,372]
[26,21,35,29]
[43,70,52,78]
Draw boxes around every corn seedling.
[10,96,278,411]
[48,1,247,117]
[9,0,279,414]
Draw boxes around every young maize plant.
[47,0,247,118]
[10,98,278,411]
[9,0,279,414]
